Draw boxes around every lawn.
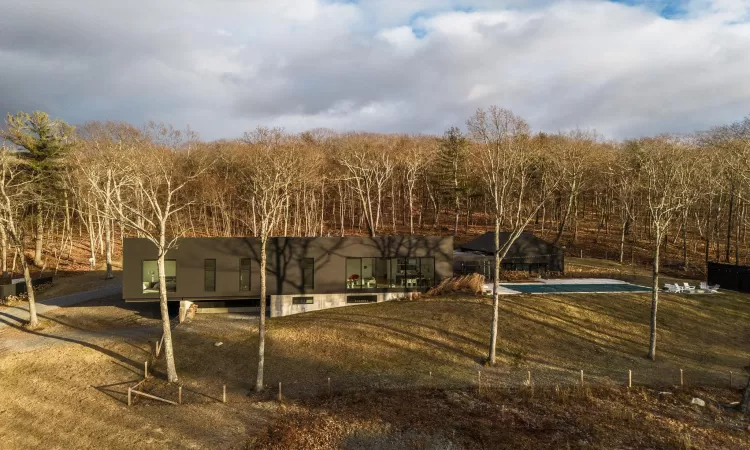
[1,288,749,448]
[168,290,750,397]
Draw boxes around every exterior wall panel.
[123,236,453,302]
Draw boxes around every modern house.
[123,236,453,317]
[453,232,564,279]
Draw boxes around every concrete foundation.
[270,291,413,317]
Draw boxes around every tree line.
[1,108,749,405]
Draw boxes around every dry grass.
[166,289,750,400]
[0,296,275,450]
[2,285,750,448]
[426,274,485,296]
[251,386,750,449]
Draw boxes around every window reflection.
[142,260,176,293]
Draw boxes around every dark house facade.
[454,232,564,279]
[123,236,453,316]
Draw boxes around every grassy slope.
[2,288,749,449]
[171,291,750,396]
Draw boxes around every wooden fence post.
[222,385,227,403]
[580,370,584,387]
[144,361,148,379]
[127,387,132,406]
[628,370,632,389]
[527,370,531,387]
[278,382,282,402]
[178,386,182,405]
[680,369,684,387]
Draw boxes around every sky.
[0,0,749,140]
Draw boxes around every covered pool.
[500,283,651,294]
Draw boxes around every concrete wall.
[270,291,411,317]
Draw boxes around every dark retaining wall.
[0,276,54,299]
[707,262,750,293]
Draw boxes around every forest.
[1,106,749,385]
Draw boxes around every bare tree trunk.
[0,225,6,277]
[157,251,178,382]
[648,231,661,360]
[727,185,734,263]
[682,211,688,269]
[33,209,43,267]
[705,199,712,264]
[553,186,576,245]
[256,237,267,392]
[619,218,629,264]
[453,187,460,237]
[104,217,113,279]
[87,204,97,268]
[22,254,39,328]
[488,216,500,365]
[736,202,742,265]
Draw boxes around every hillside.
[2,287,749,448]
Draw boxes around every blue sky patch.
[608,0,687,19]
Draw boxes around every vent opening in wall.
[292,296,314,305]
[347,295,377,304]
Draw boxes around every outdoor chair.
[682,282,696,293]
[664,283,682,293]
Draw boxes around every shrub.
[427,274,485,296]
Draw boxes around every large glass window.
[347,258,393,289]
[204,259,216,292]
[239,258,251,291]
[301,258,314,289]
[346,258,362,289]
[388,258,436,288]
[420,258,435,287]
[346,257,435,289]
[374,258,391,288]
[142,260,176,293]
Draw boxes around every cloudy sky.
[1,0,749,140]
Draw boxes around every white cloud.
[0,0,748,139]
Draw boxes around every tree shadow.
[0,316,144,370]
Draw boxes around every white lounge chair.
[682,282,696,293]
[696,282,719,294]
[664,283,682,293]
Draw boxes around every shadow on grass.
[0,315,144,370]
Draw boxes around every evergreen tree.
[437,127,468,236]
[2,111,74,266]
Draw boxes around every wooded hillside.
[1,108,749,277]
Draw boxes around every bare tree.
[399,141,429,235]
[235,141,299,392]
[630,137,696,360]
[467,106,560,365]
[76,126,208,382]
[0,145,40,328]
[551,130,597,245]
[336,137,394,237]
